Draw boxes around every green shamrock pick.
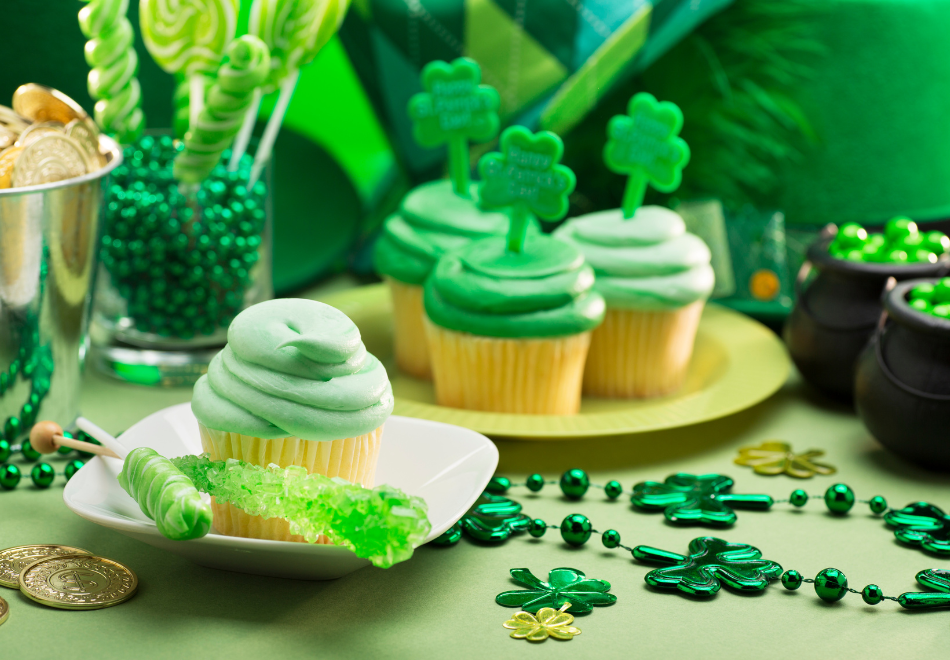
[408,57,500,197]
[604,92,690,218]
[478,126,576,253]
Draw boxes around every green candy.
[173,454,431,568]
[885,217,918,243]
[830,219,949,264]
[118,447,212,541]
[832,222,867,251]
[909,278,950,319]
[174,35,270,184]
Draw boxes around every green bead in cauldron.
[0,439,9,462]
[528,519,547,538]
[781,570,803,590]
[602,529,621,549]
[604,480,623,499]
[862,584,884,605]
[525,474,544,492]
[869,496,888,514]
[0,464,20,490]
[789,489,809,507]
[824,484,855,514]
[559,469,590,499]
[560,514,592,546]
[30,462,55,488]
[64,460,85,481]
[814,568,848,602]
[486,476,510,494]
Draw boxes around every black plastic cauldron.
[784,232,949,401]
[855,280,950,470]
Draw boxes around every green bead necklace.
[0,430,99,490]
[100,134,267,339]
[439,470,950,611]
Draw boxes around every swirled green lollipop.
[173,454,431,568]
[78,0,145,143]
[117,447,212,541]
[604,92,690,218]
[478,126,575,253]
[174,35,270,184]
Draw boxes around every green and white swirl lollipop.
[140,0,239,130]
[78,0,145,143]
[174,34,271,184]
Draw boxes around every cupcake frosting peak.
[555,206,714,310]
[192,299,393,442]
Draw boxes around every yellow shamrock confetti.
[503,602,581,642]
[734,441,836,479]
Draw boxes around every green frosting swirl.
[191,298,394,441]
[555,206,714,310]
[173,35,270,184]
[117,447,212,541]
[424,233,605,338]
[373,180,516,285]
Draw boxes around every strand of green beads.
[0,458,86,491]
[493,470,626,501]
[780,568,903,606]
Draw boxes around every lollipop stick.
[248,69,299,188]
[54,435,121,459]
[622,175,647,219]
[77,416,128,459]
[189,73,206,133]
[229,88,262,171]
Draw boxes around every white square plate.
[63,404,497,579]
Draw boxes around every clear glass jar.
[89,133,272,386]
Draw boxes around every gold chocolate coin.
[0,105,29,133]
[0,595,7,626]
[12,84,89,125]
[0,146,23,189]
[0,126,16,150]
[16,121,65,147]
[11,134,88,187]
[18,554,137,611]
[0,545,91,588]
[65,119,103,169]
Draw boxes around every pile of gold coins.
[0,544,138,623]
[0,84,106,189]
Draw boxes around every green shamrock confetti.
[630,473,774,526]
[603,92,690,218]
[633,537,783,597]
[884,502,950,555]
[898,569,950,609]
[496,567,618,614]
[431,491,532,546]
[408,57,500,197]
[478,126,576,253]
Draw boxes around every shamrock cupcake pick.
[478,126,576,252]
[408,57,501,197]
[604,92,690,218]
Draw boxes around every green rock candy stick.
[118,447,213,541]
[173,35,271,184]
[172,454,431,568]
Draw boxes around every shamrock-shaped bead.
[496,567,617,614]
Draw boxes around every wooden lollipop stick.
[30,420,123,459]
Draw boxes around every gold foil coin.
[0,126,16,150]
[0,105,29,132]
[11,134,88,187]
[65,119,103,169]
[0,545,92,589]
[16,121,65,147]
[18,554,137,611]
[0,595,8,626]
[12,84,89,125]
[0,146,23,189]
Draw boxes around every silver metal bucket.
[0,135,122,441]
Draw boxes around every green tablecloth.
[3,368,950,658]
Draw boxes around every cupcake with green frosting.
[423,126,604,414]
[555,206,714,398]
[373,181,514,379]
[191,298,394,543]
[374,56,514,380]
